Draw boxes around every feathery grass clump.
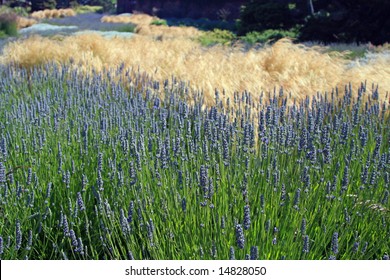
[0,12,37,32]
[0,63,388,260]
[1,35,389,107]
[101,13,157,25]
[31,8,76,19]
[15,16,38,29]
[101,13,201,38]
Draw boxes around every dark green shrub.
[238,0,296,36]
[31,0,57,11]
[198,28,237,46]
[299,0,390,44]
[241,29,298,44]
[0,30,7,39]
[87,0,115,12]
[0,12,18,37]
[151,19,168,26]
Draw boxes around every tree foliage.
[31,0,57,11]
[238,0,296,35]
[239,0,390,44]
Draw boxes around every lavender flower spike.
[331,232,339,255]
[76,192,85,211]
[15,220,22,251]
[243,205,251,230]
[235,224,245,249]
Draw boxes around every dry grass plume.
[101,13,201,38]
[31,8,76,19]
[101,13,157,25]
[1,35,389,106]
[16,16,38,29]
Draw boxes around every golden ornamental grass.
[101,13,200,38]
[1,35,389,106]
[134,24,202,39]
[16,16,38,29]
[101,13,158,25]
[31,8,76,19]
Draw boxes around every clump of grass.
[31,8,76,19]
[134,24,201,39]
[241,29,298,45]
[16,16,38,29]
[0,12,18,37]
[150,19,168,26]
[101,14,158,25]
[1,36,390,106]
[101,13,200,39]
[0,6,37,30]
[72,5,103,14]
[198,28,236,46]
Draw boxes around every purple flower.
[69,229,78,247]
[0,236,3,255]
[199,165,208,190]
[211,241,217,259]
[15,220,22,251]
[63,215,69,237]
[181,197,186,213]
[293,188,301,210]
[0,162,5,184]
[97,170,103,191]
[243,205,251,230]
[75,237,84,255]
[301,218,307,235]
[97,152,103,172]
[260,194,265,210]
[331,232,339,255]
[127,201,134,223]
[26,168,32,185]
[76,192,85,211]
[352,242,359,253]
[82,174,88,192]
[341,165,349,192]
[303,235,310,253]
[0,137,7,159]
[302,166,310,191]
[221,216,225,229]
[250,246,258,260]
[147,219,154,243]
[235,224,245,249]
[120,208,130,236]
[26,229,32,250]
[229,246,235,260]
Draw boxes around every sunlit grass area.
[1,35,389,106]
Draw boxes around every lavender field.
[0,63,389,260]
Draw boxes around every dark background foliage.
[2,0,390,44]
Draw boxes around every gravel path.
[0,13,135,53]
[46,12,132,31]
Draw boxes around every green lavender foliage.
[0,64,389,260]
